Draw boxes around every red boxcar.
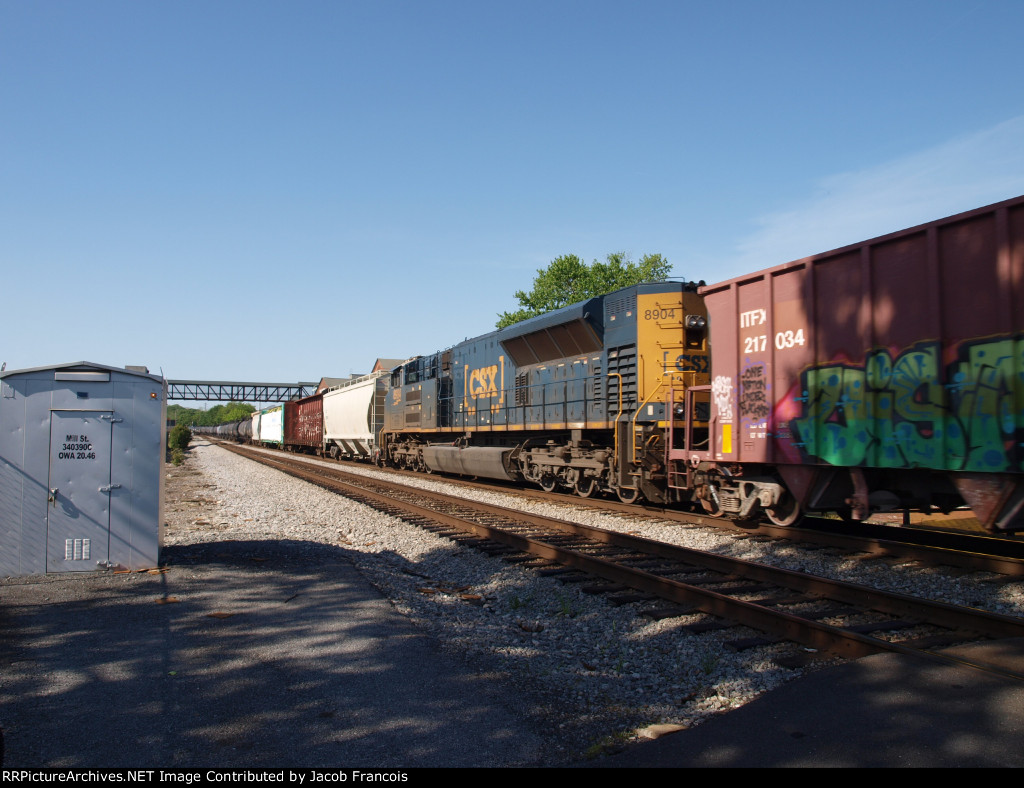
[682,195,1024,529]
[284,393,324,453]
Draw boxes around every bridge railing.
[167,381,318,402]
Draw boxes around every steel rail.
[222,442,1024,681]
[339,454,1024,577]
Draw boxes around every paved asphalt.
[4,537,1024,768]
[0,539,547,768]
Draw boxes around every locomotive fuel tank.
[421,444,520,481]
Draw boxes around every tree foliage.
[167,401,256,427]
[497,252,672,328]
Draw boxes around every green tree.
[222,402,256,422]
[496,252,672,328]
[168,424,192,452]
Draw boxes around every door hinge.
[98,484,122,493]
[99,414,124,423]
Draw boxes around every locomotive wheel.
[539,474,559,493]
[765,497,801,526]
[616,486,641,504]
[575,477,598,498]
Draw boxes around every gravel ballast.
[161,441,1024,760]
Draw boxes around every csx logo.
[468,365,500,398]
[675,354,709,373]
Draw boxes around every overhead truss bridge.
[167,380,318,403]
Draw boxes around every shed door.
[47,411,113,572]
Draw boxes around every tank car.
[195,417,252,441]
[222,416,252,442]
[237,415,253,442]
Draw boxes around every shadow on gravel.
[596,639,1024,768]
[0,539,545,768]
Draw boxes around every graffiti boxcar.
[691,195,1024,528]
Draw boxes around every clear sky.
[3,1,1023,397]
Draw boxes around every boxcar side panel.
[702,195,1024,476]
[285,395,322,450]
[258,406,284,446]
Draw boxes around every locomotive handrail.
[608,372,624,488]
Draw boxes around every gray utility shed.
[0,362,166,576]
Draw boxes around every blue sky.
[3,1,1023,397]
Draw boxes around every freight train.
[204,370,390,460]
[207,195,1024,531]
[380,195,1024,531]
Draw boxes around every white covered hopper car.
[322,370,389,460]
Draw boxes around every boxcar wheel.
[765,497,801,526]
[616,486,641,504]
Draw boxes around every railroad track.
[219,441,1024,683]
[249,442,1024,577]
[319,453,1024,577]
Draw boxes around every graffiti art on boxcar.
[712,375,734,422]
[740,361,770,439]
[790,337,1024,471]
[712,374,735,456]
[740,362,770,419]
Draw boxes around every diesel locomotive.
[381,280,719,510]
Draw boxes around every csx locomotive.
[380,281,722,506]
